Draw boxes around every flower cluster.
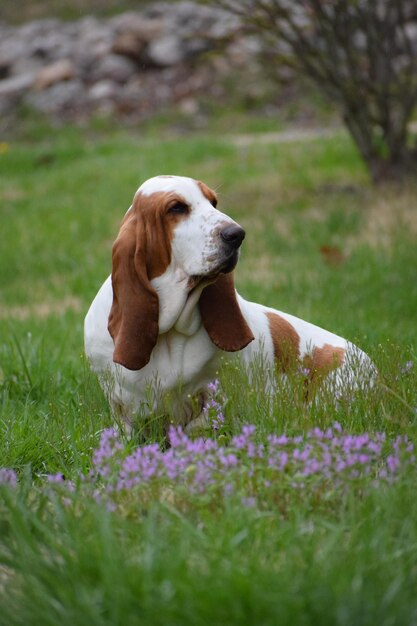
[1,422,415,512]
[85,422,415,509]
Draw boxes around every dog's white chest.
[107,327,220,419]
[147,329,219,388]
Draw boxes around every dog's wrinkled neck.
[151,264,208,336]
[174,282,207,336]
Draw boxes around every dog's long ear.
[199,273,254,352]
[108,209,159,371]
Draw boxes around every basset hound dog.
[84,175,376,431]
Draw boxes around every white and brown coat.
[84,175,375,430]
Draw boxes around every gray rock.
[25,79,86,114]
[88,79,118,101]
[110,13,164,42]
[0,37,28,70]
[0,71,37,113]
[0,71,36,96]
[147,35,185,67]
[87,53,137,84]
[10,56,45,78]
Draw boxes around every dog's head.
[108,175,254,370]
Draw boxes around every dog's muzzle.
[220,224,246,249]
[217,224,245,274]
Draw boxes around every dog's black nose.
[220,224,246,249]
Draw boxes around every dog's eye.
[211,198,217,208]
[167,202,189,215]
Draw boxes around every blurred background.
[2,0,417,180]
[1,0,416,371]
[0,0,337,138]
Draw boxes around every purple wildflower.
[0,468,17,487]
[45,473,75,493]
[207,379,220,393]
[203,379,227,432]
[92,428,123,477]
[386,455,400,473]
[241,496,257,508]
[399,361,413,377]
[46,473,65,483]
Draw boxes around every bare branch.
[210,0,417,181]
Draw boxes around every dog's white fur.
[85,175,375,430]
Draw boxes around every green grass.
[1,119,417,624]
[2,483,417,626]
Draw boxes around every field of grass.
[1,117,417,624]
